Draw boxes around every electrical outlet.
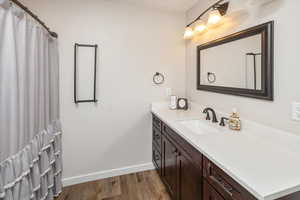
[292,102,300,121]
[165,88,172,97]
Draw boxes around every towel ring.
[153,72,165,85]
[207,72,216,83]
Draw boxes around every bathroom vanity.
[151,103,300,200]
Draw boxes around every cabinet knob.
[173,149,180,156]
[207,162,212,172]
[155,154,160,161]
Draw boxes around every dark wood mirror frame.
[197,21,274,101]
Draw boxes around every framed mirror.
[197,21,274,100]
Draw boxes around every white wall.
[186,0,300,134]
[21,0,186,180]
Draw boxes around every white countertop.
[151,102,300,200]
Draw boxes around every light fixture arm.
[186,0,229,27]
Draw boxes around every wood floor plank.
[146,170,171,200]
[96,176,122,199]
[135,171,155,200]
[55,170,171,200]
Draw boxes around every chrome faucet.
[203,107,218,123]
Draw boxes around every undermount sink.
[178,119,219,135]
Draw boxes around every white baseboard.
[62,162,155,187]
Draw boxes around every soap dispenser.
[228,108,241,131]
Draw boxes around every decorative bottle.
[228,108,241,131]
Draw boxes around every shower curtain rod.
[10,0,58,38]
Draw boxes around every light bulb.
[184,27,194,39]
[194,20,207,33]
[208,9,222,25]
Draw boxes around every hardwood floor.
[56,170,171,200]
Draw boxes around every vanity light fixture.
[194,19,207,33]
[184,26,194,39]
[184,0,229,40]
[208,8,222,25]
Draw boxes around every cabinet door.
[152,126,162,152]
[177,150,202,200]
[203,180,225,200]
[152,145,162,175]
[162,135,178,199]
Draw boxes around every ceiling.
[123,0,199,12]
[20,0,199,13]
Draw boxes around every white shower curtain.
[0,1,62,200]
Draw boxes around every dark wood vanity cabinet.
[152,115,202,200]
[152,114,253,200]
[152,114,300,200]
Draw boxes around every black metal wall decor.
[74,43,98,104]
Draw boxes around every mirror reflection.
[199,34,262,90]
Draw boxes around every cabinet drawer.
[204,180,225,200]
[203,156,256,200]
[152,126,162,151]
[152,145,162,175]
[152,114,162,131]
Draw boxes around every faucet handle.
[219,117,229,126]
